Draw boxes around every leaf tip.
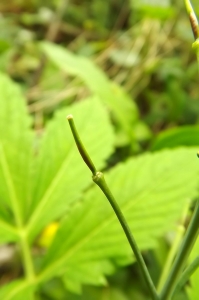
[197,151,199,158]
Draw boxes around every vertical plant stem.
[67,115,97,174]
[19,230,35,281]
[159,4,199,299]
[93,171,159,300]
[184,0,199,40]
[174,256,199,294]
[173,256,199,296]
[157,203,189,292]
[67,115,159,300]
[160,200,199,300]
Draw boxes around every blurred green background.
[0,0,199,299]
[0,0,198,141]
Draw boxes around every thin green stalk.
[67,115,97,174]
[184,0,199,69]
[159,4,199,299]
[157,203,189,292]
[173,256,199,296]
[67,115,159,300]
[184,0,199,40]
[184,0,194,14]
[19,230,35,282]
[160,200,199,300]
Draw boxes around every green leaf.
[40,41,139,144]
[27,96,114,242]
[151,126,199,151]
[130,0,175,19]
[39,147,199,289]
[0,280,34,300]
[0,73,33,232]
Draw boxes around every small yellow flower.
[38,222,59,248]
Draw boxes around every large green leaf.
[0,280,34,300]
[39,147,199,290]
[40,42,139,143]
[0,73,33,241]
[27,96,114,242]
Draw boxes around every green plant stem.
[19,230,35,282]
[160,5,199,298]
[184,0,199,40]
[173,256,199,296]
[67,115,97,174]
[67,115,159,300]
[93,171,159,300]
[184,0,194,14]
[157,203,189,292]
[160,200,199,300]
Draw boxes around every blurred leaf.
[0,280,34,300]
[0,219,18,243]
[39,147,199,290]
[0,39,11,54]
[39,278,68,300]
[133,0,171,6]
[62,260,114,294]
[130,0,174,19]
[40,42,139,144]
[27,96,114,242]
[151,126,199,151]
[137,7,174,19]
[110,49,140,67]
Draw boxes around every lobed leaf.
[40,41,139,144]
[62,260,115,294]
[0,280,34,300]
[39,147,199,290]
[27,96,114,242]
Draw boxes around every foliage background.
[0,0,199,299]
